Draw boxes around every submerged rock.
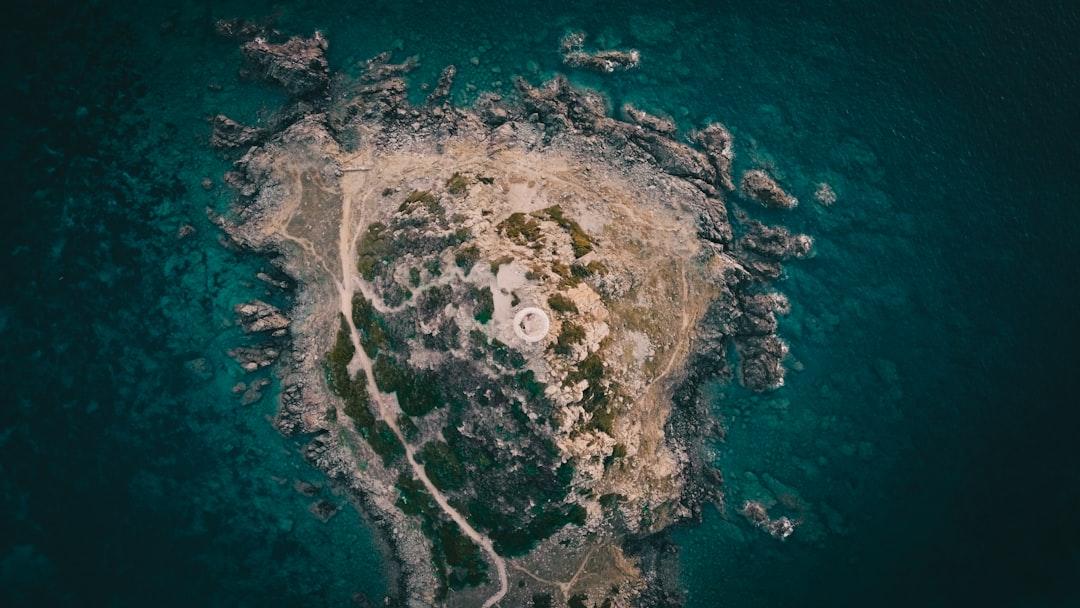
[561,31,641,73]
[741,500,798,540]
[815,181,837,206]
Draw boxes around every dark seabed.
[2,1,1078,606]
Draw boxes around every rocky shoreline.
[210,24,813,607]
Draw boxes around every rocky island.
[212,25,811,608]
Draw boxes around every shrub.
[499,212,543,243]
[548,293,578,313]
[366,420,404,464]
[473,286,494,324]
[537,205,593,258]
[455,245,481,274]
[420,441,466,491]
[446,172,468,195]
[356,222,394,281]
[554,322,585,355]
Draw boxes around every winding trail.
[332,161,510,608]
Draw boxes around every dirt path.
[333,155,510,608]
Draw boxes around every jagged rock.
[200,177,214,190]
[735,335,788,390]
[516,75,608,132]
[475,93,509,126]
[228,346,280,371]
[815,182,837,206]
[692,123,736,191]
[294,479,321,496]
[210,114,265,149]
[625,128,716,183]
[241,377,271,405]
[360,52,418,83]
[235,300,290,333]
[309,499,340,522]
[623,103,676,135]
[177,224,196,239]
[214,17,271,40]
[256,271,290,290]
[426,65,456,105]
[736,220,812,261]
[741,169,798,209]
[242,33,329,97]
[561,31,640,73]
[696,200,733,244]
[741,500,798,540]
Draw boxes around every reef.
[211,25,813,608]
[560,31,641,73]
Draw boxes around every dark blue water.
[2,1,1078,606]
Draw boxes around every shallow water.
[2,1,1078,606]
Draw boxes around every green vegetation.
[490,255,514,274]
[352,293,389,357]
[398,414,420,441]
[473,286,494,324]
[408,266,421,287]
[400,189,442,217]
[418,283,452,319]
[324,316,405,461]
[419,440,467,491]
[554,322,585,355]
[446,172,468,195]
[372,354,444,417]
[356,222,394,281]
[394,473,488,594]
[326,315,355,394]
[536,205,594,258]
[568,352,608,412]
[499,212,543,243]
[366,420,404,464]
[548,293,578,313]
[589,404,616,435]
[454,244,481,273]
[424,256,442,277]
[551,261,581,288]
[532,594,554,608]
[569,594,589,608]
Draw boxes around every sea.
[2,1,1078,606]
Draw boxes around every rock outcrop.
[560,31,641,73]
[210,114,265,149]
[741,500,798,540]
[242,33,329,97]
[234,300,290,334]
[815,182,837,206]
[741,169,798,209]
[623,103,677,135]
[692,123,736,191]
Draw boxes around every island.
[211,24,811,608]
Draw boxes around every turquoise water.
[2,1,1078,606]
